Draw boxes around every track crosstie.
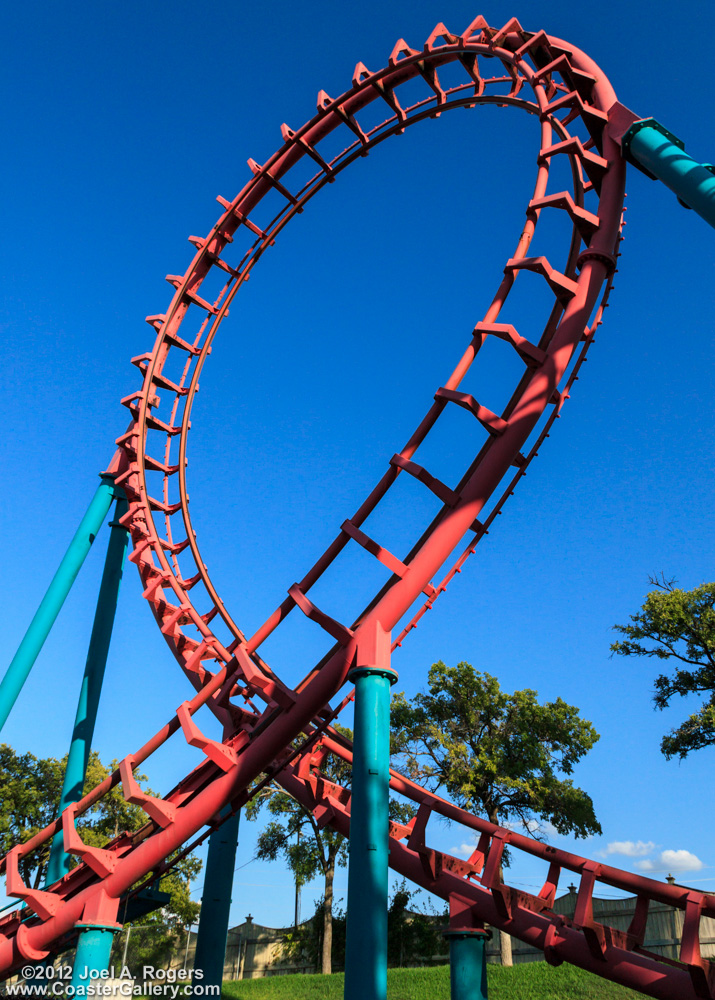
[2,17,712,1000]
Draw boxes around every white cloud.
[451,842,477,859]
[636,850,704,873]
[531,819,558,839]
[501,818,558,839]
[661,850,704,872]
[603,840,656,858]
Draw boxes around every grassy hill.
[222,962,644,998]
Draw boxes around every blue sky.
[1,0,714,933]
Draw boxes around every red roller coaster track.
[2,16,713,999]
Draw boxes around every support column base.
[443,928,489,1000]
[71,924,120,989]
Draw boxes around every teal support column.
[622,118,715,230]
[70,925,118,989]
[444,930,489,1000]
[193,809,241,990]
[46,496,129,886]
[0,474,118,732]
[344,622,396,1000]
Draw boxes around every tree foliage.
[248,807,347,895]
[0,744,201,925]
[0,745,66,889]
[386,880,447,968]
[391,662,602,839]
[247,727,414,974]
[280,880,446,973]
[391,661,601,967]
[245,729,353,975]
[611,576,715,758]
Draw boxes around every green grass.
[221,962,645,999]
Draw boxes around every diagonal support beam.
[0,474,119,733]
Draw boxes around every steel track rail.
[4,16,710,999]
[276,734,715,1000]
[114,17,620,715]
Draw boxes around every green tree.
[247,728,413,975]
[289,894,347,974]
[0,745,66,888]
[246,733,353,975]
[390,661,601,965]
[78,755,201,927]
[611,576,715,759]
[0,744,201,927]
[387,880,447,968]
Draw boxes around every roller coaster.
[2,16,714,1000]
